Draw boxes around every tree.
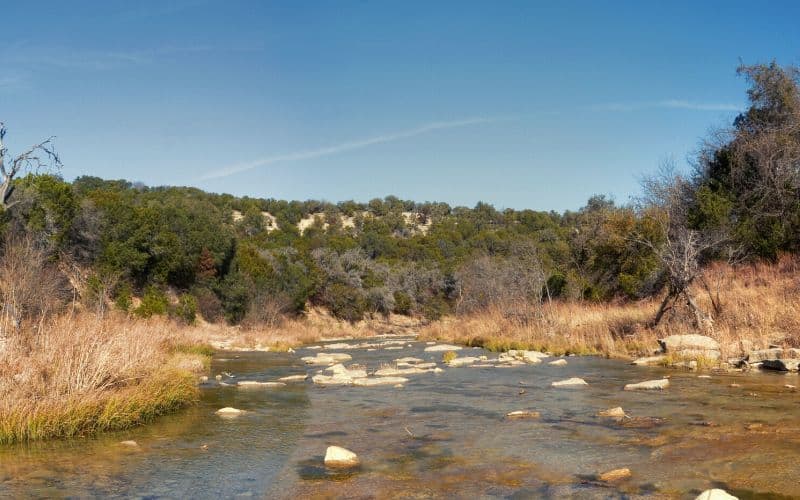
[0,123,61,211]
[636,163,729,327]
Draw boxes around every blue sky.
[1,1,798,211]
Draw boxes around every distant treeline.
[1,61,798,326]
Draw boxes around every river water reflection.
[1,336,799,499]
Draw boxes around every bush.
[170,294,198,325]
[393,290,413,315]
[134,287,168,318]
[193,287,223,322]
[114,282,133,312]
[325,283,367,322]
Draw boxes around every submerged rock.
[505,410,540,419]
[551,377,588,387]
[424,344,463,352]
[695,489,738,500]
[597,407,626,418]
[598,468,631,482]
[215,407,244,416]
[324,446,360,468]
[237,381,286,388]
[394,357,424,364]
[624,379,669,391]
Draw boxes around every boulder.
[624,379,669,391]
[695,489,738,500]
[747,348,783,362]
[552,377,588,387]
[324,446,360,468]
[761,359,800,372]
[424,344,463,352]
[598,407,626,418]
[506,410,540,419]
[598,468,631,482]
[659,334,719,352]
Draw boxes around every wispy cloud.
[594,100,741,112]
[200,117,500,180]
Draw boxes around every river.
[1,336,798,499]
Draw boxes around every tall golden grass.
[0,313,207,444]
[420,255,800,360]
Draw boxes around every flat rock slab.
[237,381,286,388]
[659,334,719,352]
[352,376,409,387]
[301,353,353,365]
[631,355,666,366]
[324,446,360,468]
[548,359,568,366]
[278,374,308,382]
[424,344,463,352]
[624,379,669,391]
[447,356,480,367]
[552,377,588,387]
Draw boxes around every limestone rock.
[301,352,352,365]
[548,359,568,366]
[599,468,631,482]
[352,376,409,387]
[551,377,588,387]
[505,410,540,419]
[695,489,738,500]
[278,374,308,382]
[324,446,360,468]
[632,355,666,366]
[598,468,631,483]
[237,381,286,388]
[624,379,669,391]
[598,407,626,418]
[215,407,244,416]
[446,356,480,367]
[659,334,720,352]
[423,344,463,352]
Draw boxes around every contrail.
[199,117,498,180]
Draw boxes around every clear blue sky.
[2,1,798,211]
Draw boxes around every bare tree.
[635,162,729,328]
[0,123,61,211]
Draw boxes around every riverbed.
[1,336,798,499]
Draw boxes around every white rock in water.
[301,353,353,365]
[424,344,463,352]
[597,407,626,418]
[631,355,666,366]
[624,379,669,391]
[119,440,139,447]
[446,356,480,367]
[548,359,568,366]
[237,381,286,388]
[215,407,244,416]
[552,377,588,387]
[395,357,424,364]
[352,376,409,386]
[695,489,738,500]
[324,446,360,467]
[505,410,540,419]
[278,374,308,382]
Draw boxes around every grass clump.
[442,351,457,363]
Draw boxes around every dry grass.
[420,256,800,360]
[0,313,208,444]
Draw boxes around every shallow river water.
[1,336,799,499]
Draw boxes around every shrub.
[170,294,198,325]
[393,290,413,315]
[134,287,168,318]
[325,283,367,322]
[193,287,223,322]
[114,282,133,312]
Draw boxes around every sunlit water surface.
[1,337,799,499]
